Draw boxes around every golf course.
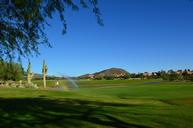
[1,0,193,128]
[0,79,193,128]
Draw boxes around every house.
[143,72,152,77]
[88,74,94,79]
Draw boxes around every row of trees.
[156,70,193,81]
[130,70,193,82]
[0,61,24,81]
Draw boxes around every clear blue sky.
[22,0,193,76]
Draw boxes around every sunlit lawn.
[0,80,193,128]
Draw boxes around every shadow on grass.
[0,97,150,128]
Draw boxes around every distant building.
[143,72,158,77]
[186,70,193,75]
[115,73,126,78]
[152,72,157,76]
[169,69,193,75]
[143,72,152,77]
[88,74,94,79]
[176,70,183,74]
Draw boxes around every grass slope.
[0,80,193,128]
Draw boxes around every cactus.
[27,61,35,84]
[42,60,48,88]
[27,61,32,84]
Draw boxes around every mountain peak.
[78,68,129,79]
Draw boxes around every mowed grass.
[0,80,193,128]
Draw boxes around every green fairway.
[0,80,193,128]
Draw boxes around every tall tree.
[0,60,24,81]
[0,0,103,60]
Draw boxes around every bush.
[0,61,24,81]
[104,76,115,80]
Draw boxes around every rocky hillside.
[78,68,129,79]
